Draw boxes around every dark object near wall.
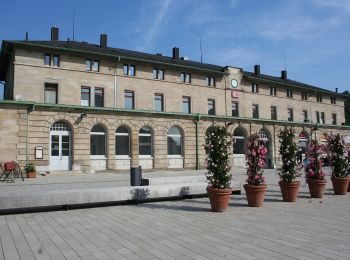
[51,27,59,41]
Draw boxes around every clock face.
[231,79,238,88]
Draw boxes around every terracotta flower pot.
[279,181,300,202]
[307,179,327,198]
[331,177,350,195]
[27,172,36,178]
[207,187,232,212]
[243,184,267,207]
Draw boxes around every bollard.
[130,167,140,186]
[138,166,142,179]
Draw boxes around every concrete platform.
[0,172,241,213]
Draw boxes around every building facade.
[0,27,349,173]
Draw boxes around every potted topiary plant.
[244,133,267,207]
[25,162,37,178]
[305,140,327,198]
[327,133,350,195]
[205,125,233,212]
[277,128,302,202]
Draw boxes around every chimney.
[281,70,287,80]
[25,32,29,41]
[172,47,179,60]
[335,88,338,93]
[254,65,260,75]
[51,26,59,41]
[100,33,107,48]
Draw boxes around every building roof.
[0,40,225,80]
[243,71,344,96]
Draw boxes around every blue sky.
[1,0,350,98]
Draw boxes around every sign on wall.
[35,146,44,159]
[231,91,240,98]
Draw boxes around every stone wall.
[1,106,349,173]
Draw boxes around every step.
[0,181,241,213]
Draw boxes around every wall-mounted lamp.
[80,112,87,119]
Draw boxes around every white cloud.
[134,0,172,51]
[144,0,171,46]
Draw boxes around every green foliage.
[327,133,349,178]
[278,128,302,183]
[25,162,36,173]
[204,125,232,189]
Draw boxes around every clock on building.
[231,79,238,88]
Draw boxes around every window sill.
[115,155,131,159]
[167,155,183,158]
[90,155,107,159]
[139,155,153,158]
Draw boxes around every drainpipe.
[195,114,201,170]
[25,108,29,163]
[114,56,120,108]
[273,124,276,166]
[25,104,35,164]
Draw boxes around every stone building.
[0,27,349,173]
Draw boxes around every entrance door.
[50,122,71,171]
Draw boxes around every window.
[271,106,277,120]
[332,113,337,125]
[53,55,60,67]
[301,92,308,100]
[270,86,276,96]
[90,125,106,155]
[316,111,320,124]
[94,88,104,107]
[252,104,259,118]
[206,76,216,87]
[167,126,182,155]
[155,93,164,112]
[81,87,90,106]
[180,72,191,83]
[86,59,99,72]
[93,60,99,72]
[232,101,239,117]
[44,83,58,104]
[123,64,135,76]
[182,96,191,113]
[208,99,215,115]
[115,126,130,156]
[86,59,92,71]
[233,128,245,154]
[44,54,59,67]
[44,54,51,65]
[320,112,325,124]
[317,95,323,102]
[153,68,164,80]
[124,91,134,109]
[139,126,152,156]
[288,108,294,121]
[303,110,309,122]
[251,83,258,93]
[287,89,293,98]
[331,97,336,104]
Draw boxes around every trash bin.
[130,167,141,186]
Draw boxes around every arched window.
[115,126,130,156]
[167,126,182,155]
[298,131,309,154]
[139,126,152,156]
[90,125,106,155]
[258,129,269,141]
[233,128,245,154]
